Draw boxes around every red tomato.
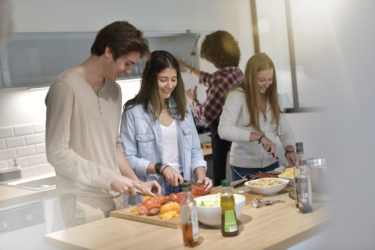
[168,193,184,203]
[192,185,206,197]
[168,193,178,201]
[175,193,183,203]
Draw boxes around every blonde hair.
[232,53,282,133]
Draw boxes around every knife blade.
[232,174,254,188]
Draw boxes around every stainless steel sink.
[3,175,56,191]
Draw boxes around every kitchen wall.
[11,0,254,70]
[0,0,324,176]
[0,0,254,176]
[3,0,373,248]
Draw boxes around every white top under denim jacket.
[218,88,295,169]
[120,97,207,194]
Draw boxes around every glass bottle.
[180,183,200,247]
[293,142,304,208]
[294,143,313,213]
[220,179,239,237]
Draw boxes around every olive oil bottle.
[180,183,200,247]
[220,179,239,237]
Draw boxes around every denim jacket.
[120,98,207,194]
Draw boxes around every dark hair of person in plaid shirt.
[200,30,241,68]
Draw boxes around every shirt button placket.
[98,96,102,116]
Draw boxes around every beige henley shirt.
[45,68,123,197]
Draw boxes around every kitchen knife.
[232,175,254,188]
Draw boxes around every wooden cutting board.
[110,207,181,229]
[110,190,262,229]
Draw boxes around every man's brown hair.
[200,30,241,69]
[91,21,149,60]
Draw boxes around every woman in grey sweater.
[218,53,296,181]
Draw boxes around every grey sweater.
[218,89,295,168]
[45,69,123,197]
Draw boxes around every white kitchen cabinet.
[0,198,59,250]
[0,31,200,89]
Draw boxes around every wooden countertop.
[201,142,212,156]
[45,185,328,250]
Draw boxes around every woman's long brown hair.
[231,53,282,133]
[124,50,186,120]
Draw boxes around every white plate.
[245,178,289,196]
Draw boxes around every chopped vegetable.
[197,193,241,207]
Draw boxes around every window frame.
[250,0,321,113]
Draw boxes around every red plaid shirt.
[194,66,243,125]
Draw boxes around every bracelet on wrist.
[285,148,295,157]
[160,165,169,176]
[258,134,265,144]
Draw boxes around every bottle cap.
[181,182,191,191]
[221,179,230,187]
[296,142,304,153]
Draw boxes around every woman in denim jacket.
[121,50,213,196]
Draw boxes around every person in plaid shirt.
[179,30,243,186]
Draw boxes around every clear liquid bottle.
[296,161,313,213]
[294,142,304,208]
[220,179,239,237]
[180,183,200,247]
[294,142,313,213]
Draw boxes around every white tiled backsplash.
[0,123,54,178]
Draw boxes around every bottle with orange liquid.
[180,183,200,247]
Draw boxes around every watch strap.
[154,162,163,175]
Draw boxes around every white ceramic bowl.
[279,176,294,186]
[194,194,246,226]
[245,178,289,196]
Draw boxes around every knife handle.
[232,179,248,188]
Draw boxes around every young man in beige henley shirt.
[45,21,161,227]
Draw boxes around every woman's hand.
[260,135,278,159]
[185,86,198,106]
[162,166,184,187]
[195,166,213,192]
[284,146,296,166]
[285,152,296,167]
[178,60,186,71]
[197,176,213,192]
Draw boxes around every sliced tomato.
[142,196,168,210]
[138,205,148,215]
[175,193,183,203]
[168,193,178,201]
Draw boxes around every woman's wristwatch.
[154,162,163,176]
